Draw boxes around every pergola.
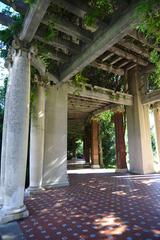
[0,0,160,224]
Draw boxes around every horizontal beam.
[68,84,133,106]
[90,61,124,76]
[90,103,117,116]
[31,57,59,84]
[54,0,90,18]
[60,2,141,82]
[42,14,92,43]
[119,40,150,59]
[20,0,50,42]
[35,29,81,53]
[129,30,160,52]
[142,90,160,105]
[110,46,149,66]
[0,0,28,14]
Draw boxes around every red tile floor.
[19,172,160,240]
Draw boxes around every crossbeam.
[68,84,133,106]
[142,90,160,105]
[42,14,92,43]
[60,2,141,82]
[20,0,51,42]
[90,61,124,76]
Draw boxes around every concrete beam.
[60,2,141,82]
[91,61,124,76]
[20,0,51,42]
[68,84,133,106]
[142,90,160,105]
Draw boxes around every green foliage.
[137,0,160,89]
[71,73,88,94]
[99,111,116,168]
[84,0,116,26]
[24,0,36,5]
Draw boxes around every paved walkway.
[8,171,160,239]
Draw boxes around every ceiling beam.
[54,0,91,18]
[68,84,133,106]
[60,2,141,82]
[0,0,28,14]
[119,40,150,59]
[110,46,149,66]
[34,33,81,54]
[91,61,124,76]
[129,30,160,52]
[102,52,115,62]
[20,0,51,42]
[142,90,160,105]
[90,103,117,116]
[42,14,92,43]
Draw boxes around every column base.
[0,205,29,224]
[91,164,100,169]
[43,178,69,189]
[25,186,45,195]
[129,169,155,175]
[115,168,128,173]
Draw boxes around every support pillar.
[0,62,12,206]
[114,109,127,172]
[153,103,160,163]
[0,48,30,224]
[27,85,45,193]
[43,84,69,187]
[126,69,154,174]
[83,124,91,164]
[91,119,100,168]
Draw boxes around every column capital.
[152,102,160,110]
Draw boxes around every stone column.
[114,108,127,172]
[91,119,100,168]
[42,84,69,187]
[0,48,30,224]
[126,69,154,174]
[0,62,12,207]
[153,103,160,162]
[27,85,45,193]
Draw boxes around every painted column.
[153,103,160,162]
[0,48,30,224]
[114,108,127,172]
[27,85,45,193]
[43,84,69,187]
[126,69,154,174]
[83,124,91,164]
[91,119,100,168]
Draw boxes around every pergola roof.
[0,0,157,135]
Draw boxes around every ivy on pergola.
[0,0,160,90]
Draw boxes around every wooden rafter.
[42,14,92,43]
[119,40,150,59]
[110,46,149,66]
[142,90,160,105]
[102,52,115,62]
[60,2,141,82]
[90,61,124,76]
[20,0,51,42]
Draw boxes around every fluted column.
[126,69,154,174]
[0,48,30,224]
[43,84,69,187]
[153,103,160,163]
[0,62,12,207]
[27,85,45,193]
